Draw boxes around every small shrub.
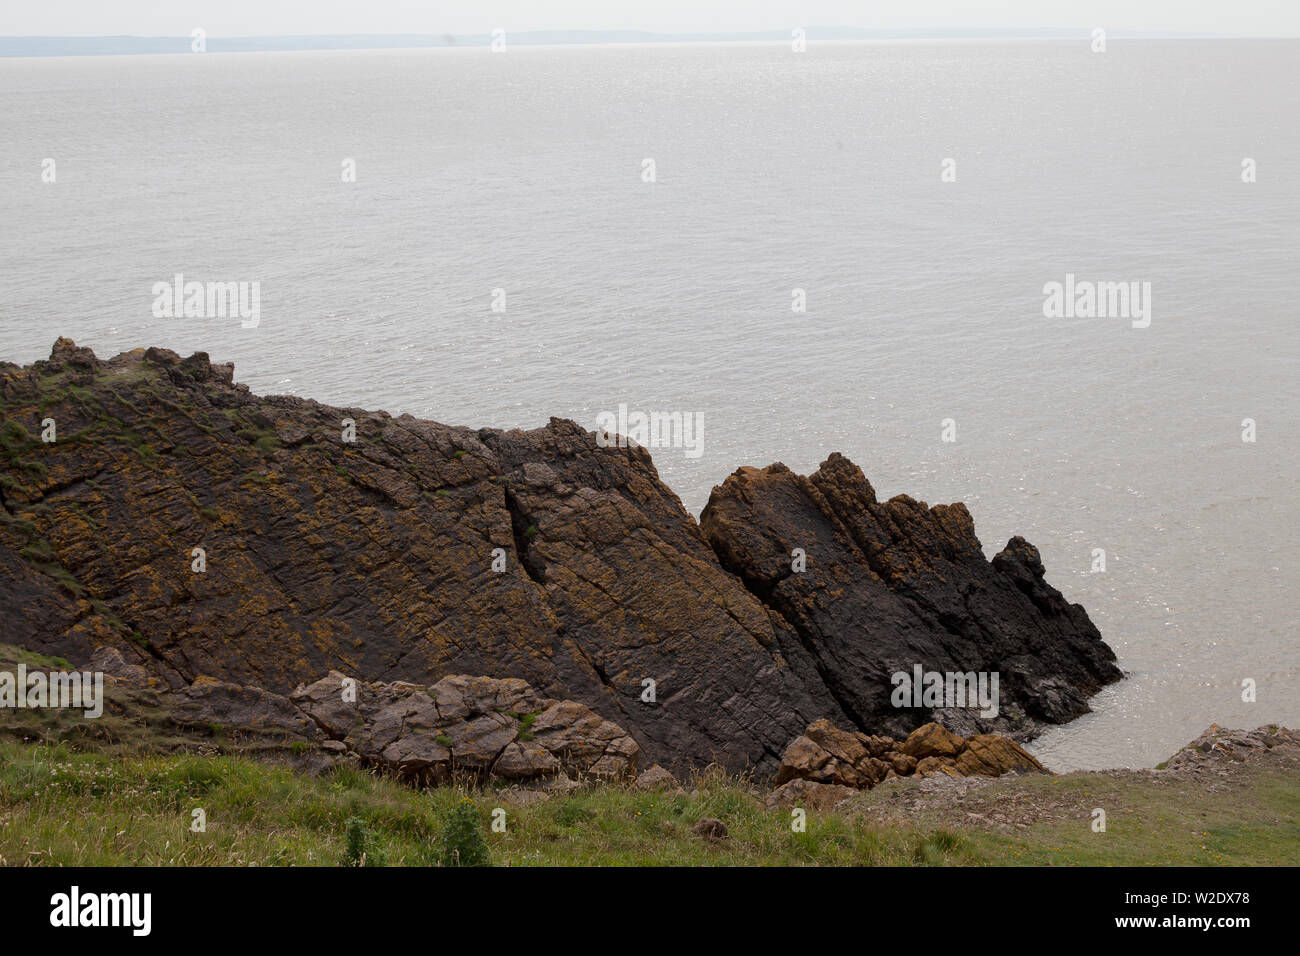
[439,800,490,867]
[911,830,965,865]
[343,816,387,867]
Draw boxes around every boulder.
[634,764,680,791]
[899,722,966,760]
[805,718,871,767]
[170,678,321,741]
[773,735,831,785]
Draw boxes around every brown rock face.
[899,722,965,760]
[952,734,1047,777]
[774,719,1047,790]
[0,341,1120,776]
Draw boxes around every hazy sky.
[0,1,1294,38]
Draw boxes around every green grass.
[0,643,71,671]
[1,740,1293,866]
[842,762,1300,867]
[0,743,977,866]
[235,426,279,454]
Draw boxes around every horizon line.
[2,27,1291,59]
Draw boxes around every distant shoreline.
[0,29,1266,59]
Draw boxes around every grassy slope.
[2,644,1295,866]
[2,740,1296,866]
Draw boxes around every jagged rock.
[444,713,518,771]
[700,455,1122,739]
[1161,724,1300,772]
[50,336,97,371]
[528,700,639,779]
[289,671,366,738]
[767,778,860,810]
[859,734,897,759]
[862,757,892,784]
[1,340,1120,775]
[772,726,883,788]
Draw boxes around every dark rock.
[1,341,1121,777]
[699,455,1122,739]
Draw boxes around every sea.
[1,38,1296,769]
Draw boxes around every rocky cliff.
[0,340,1121,775]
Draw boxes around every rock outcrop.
[1159,723,1299,773]
[770,719,1046,805]
[289,671,638,784]
[700,458,1121,738]
[0,341,1121,776]
[0,644,639,787]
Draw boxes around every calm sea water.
[1,40,1296,770]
